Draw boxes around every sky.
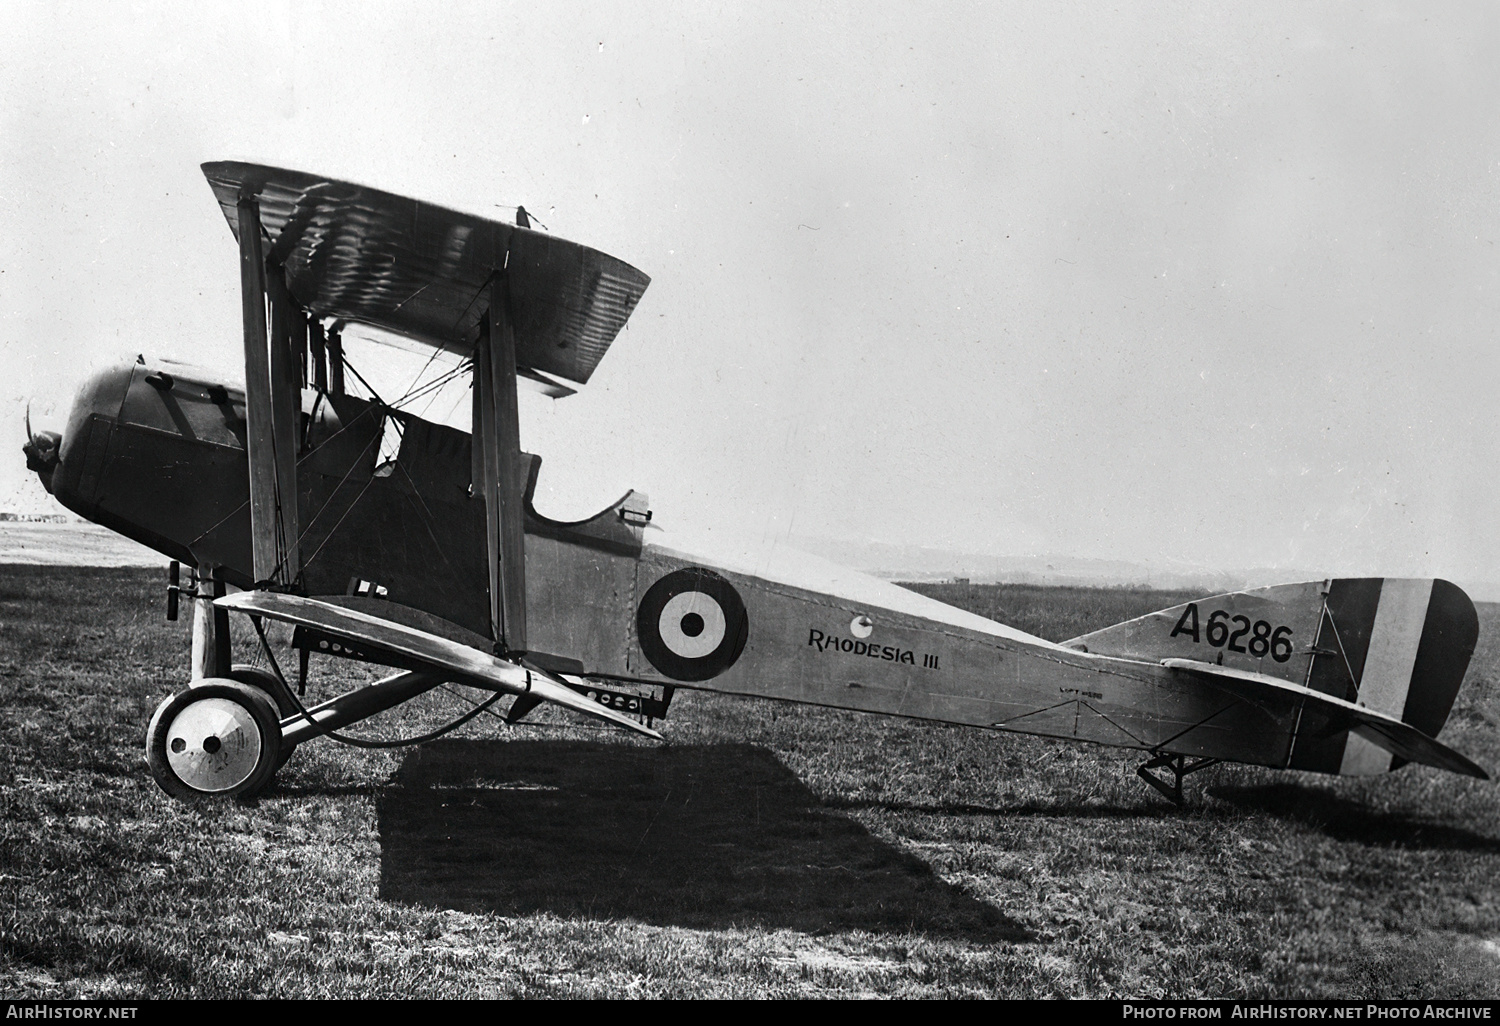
[3,1,1499,588]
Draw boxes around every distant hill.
[0,522,159,567]
[790,533,1500,603]
[2,520,1494,603]
[0,512,72,523]
[790,534,1303,592]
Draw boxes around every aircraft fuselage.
[35,359,1476,780]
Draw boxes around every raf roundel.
[637,567,750,681]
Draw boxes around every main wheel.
[224,664,299,770]
[146,681,282,800]
[226,664,297,717]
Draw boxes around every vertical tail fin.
[1066,578,1479,776]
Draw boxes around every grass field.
[1,566,1497,998]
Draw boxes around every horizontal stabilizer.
[217,592,661,740]
[1162,658,1487,780]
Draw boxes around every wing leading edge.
[217,591,661,740]
[201,161,650,386]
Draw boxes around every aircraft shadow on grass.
[375,739,1031,941]
[1209,782,1500,853]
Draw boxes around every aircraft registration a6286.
[20,161,1488,804]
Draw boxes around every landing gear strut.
[1136,751,1219,805]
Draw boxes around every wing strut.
[236,192,301,588]
[473,272,528,653]
[266,267,303,582]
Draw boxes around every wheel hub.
[164,696,263,792]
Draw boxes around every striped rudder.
[1288,578,1478,775]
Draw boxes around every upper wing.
[217,591,661,740]
[1163,657,1488,779]
[202,161,650,386]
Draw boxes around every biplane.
[21,161,1490,804]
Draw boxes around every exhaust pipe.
[21,405,62,494]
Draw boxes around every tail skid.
[1136,752,1221,805]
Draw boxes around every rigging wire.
[340,352,387,408]
[266,425,383,582]
[294,472,379,573]
[250,615,507,749]
[412,378,454,423]
[398,338,447,407]
[392,359,471,411]
[203,322,483,584]
[392,460,462,578]
[436,382,473,427]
